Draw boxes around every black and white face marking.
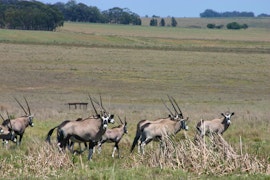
[181,118,189,131]
[221,112,234,125]
[28,115,34,127]
[124,122,128,134]
[108,114,115,124]
[101,115,109,129]
[0,127,3,134]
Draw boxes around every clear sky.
[42,0,270,17]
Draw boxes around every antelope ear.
[110,114,114,118]
[231,112,235,116]
[97,114,101,118]
[221,113,225,117]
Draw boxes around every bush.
[227,22,248,30]
[207,24,224,29]
[207,23,216,29]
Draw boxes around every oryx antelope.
[0,124,17,146]
[195,111,235,140]
[2,97,34,145]
[130,96,187,153]
[97,116,128,158]
[139,116,189,155]
[0,113,17,145]
[46,95,115,160]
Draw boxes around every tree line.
[0,0,141,31]
[0,0,64,31]
[53,0,141,25]
[200,9,270,18]
[0,0,269,31]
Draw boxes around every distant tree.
[200,9,220,18]
[257,13,270,17]
[150,18,157,26]
[200,9,254,18]
[160,18,165,26]
[102,7,141,25]
[171,17,177,27]
[0,0,63,31]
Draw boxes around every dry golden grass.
[127,134,269,176]
[0,22,270,179]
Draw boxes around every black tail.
[130,121,146,153]
[196,119,204,133]
[45,126,58,144]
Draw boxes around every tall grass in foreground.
[127,135,269,176]
[1,135,268,179]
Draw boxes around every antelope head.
[89,95,115,129]
[221,111,234,125]
[15,97,34,127]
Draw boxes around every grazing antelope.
[195,111,235,140]
[46,95,115,160]
[130,96,187,153]
[2,97,34,145]
[97,116,128,158]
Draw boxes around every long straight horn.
[99,95,107,114]
[171,96,183,117]
[14,97,28,115]
[118,115,123,124]
[88,95,98,116]
[161,98,174,117]
[23,96,31,115]
[167,95,178,116]
[0,113,5,121]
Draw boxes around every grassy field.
[0,20,270,179]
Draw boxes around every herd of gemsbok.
[0,95,234,161]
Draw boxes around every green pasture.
[0,21,270,179]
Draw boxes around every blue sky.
[42,0,270,17]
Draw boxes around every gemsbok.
[46,95,115,160]
[195,111,235,141]
[139,116,189,155]
[0,124,17,146]
[2,97,34,145]
[97,116,128,158]
[130,96,187,153]
[0,113,17,145]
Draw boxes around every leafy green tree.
[102,7,141,25]
[150,18,157,26]
[160,18,165,26]
[1,0,63,31]
[171,17,177,27]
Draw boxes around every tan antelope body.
[130,96,188,154]
[130,117,177,153]
[2,98,34,145]
[57,114,114,160]
[46,95,115,160]
[196,111,235,139]
[139,117,188,154]
[98,117,128,158]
